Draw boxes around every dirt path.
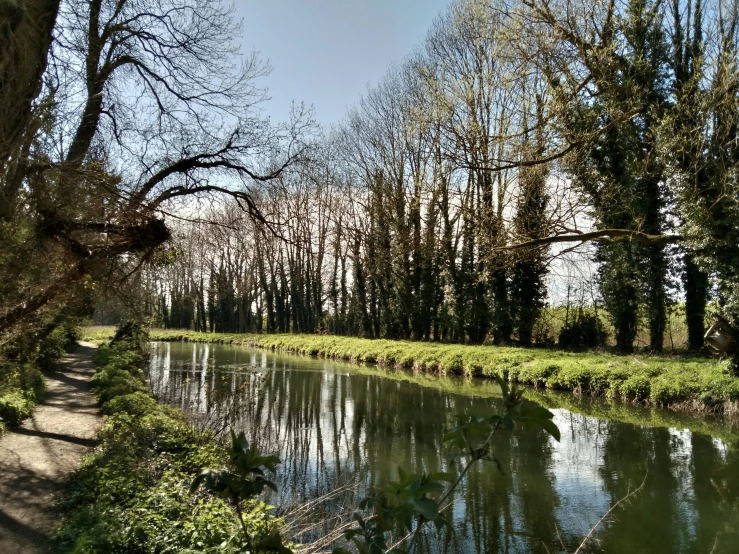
[0,342,101,553]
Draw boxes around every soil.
[0,342,101,553]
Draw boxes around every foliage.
[332,378,560,553]
[558,312,609,350]
[191,431,291,554]
[0,316,80,432]
[0,390,35,429]
[58,330,289,553]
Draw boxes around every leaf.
[502,415,514,430]
[526,406,555,420]
[442,429,460,442]
[540,418,561,442]
[495,375,509,399]
[414,481,445,496]
[433,515,448,530]
[189,471,208,494]
[233,430,250,452]
[394,504,414,532]
[398,466,408,484]
[410,497,439,521]
[259,455,281,472]
[489,457,504,475]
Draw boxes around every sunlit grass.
[81,327,737,415]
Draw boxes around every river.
[148,341,739,554]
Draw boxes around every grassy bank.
[82,327,738,416]
[58,328,286,553]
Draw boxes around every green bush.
[37,318,82,370]
[558,313,609,350]
[0,391,33,428]
[0,360,45,431]
[91,367,148,404]
[99,391,159,417]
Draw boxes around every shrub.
[112,321,149,351]
[91,367,148,404]
[99,391,159,417]
[0,391,33,428]
[558,313,609,350]
[37,318,82,370]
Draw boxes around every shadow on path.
[0,342,101,553]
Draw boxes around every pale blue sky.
[235,0,453,126]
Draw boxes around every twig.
[708,533,720,554]
[574,472,648,554]
[401,421,503,553]
[554,521,565,552]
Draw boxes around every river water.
[148,341,739,554]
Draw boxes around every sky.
[235,0,453,127]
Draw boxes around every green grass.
[81,327,739,416]
[58,331,285,553]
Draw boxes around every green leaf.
[394,504,414,532]
[414,481,445,496]
[433,515,448,530]
[526,406,555,420]
[398,466,408,484]
[540,418,561,442]
[410,497,439,521]
[502,415,514,430]
[189,471,207,494]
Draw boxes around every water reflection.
[149,342,739,554]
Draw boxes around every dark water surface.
[148,341,739,554]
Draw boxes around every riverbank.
[82,327,739,417]
[58,328,286,552]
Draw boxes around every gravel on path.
[0,342,101,553]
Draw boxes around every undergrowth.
[0,320,80,433]
[57,325,287,553]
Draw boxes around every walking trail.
[0,342,101,553]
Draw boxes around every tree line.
[1,0,738,370]
[140,0,739,364]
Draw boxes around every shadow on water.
[148,341,739,554]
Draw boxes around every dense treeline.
[1,0,738,369]
[141,0,739,362]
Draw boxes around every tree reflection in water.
[148,342,739,554]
